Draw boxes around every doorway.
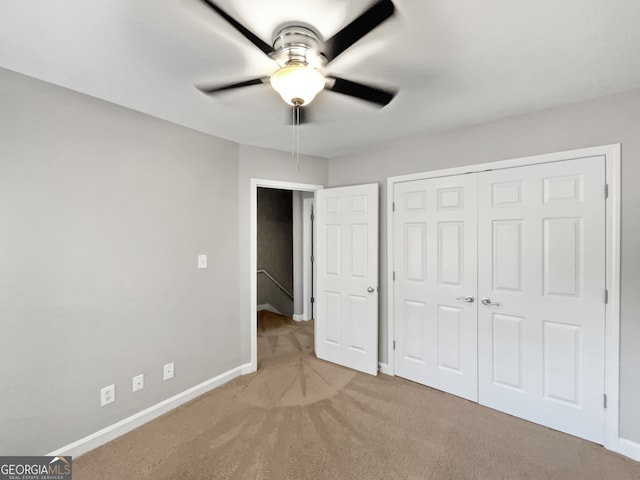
[249,179,381,377]
[256,187,295,317]
[249,179,323,373]
[256,187,316,366]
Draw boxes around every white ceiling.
[1,0,640,158]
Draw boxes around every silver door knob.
[367,286,375,293]
[456,296,475,303]
[481,297,501,307]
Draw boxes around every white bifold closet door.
[477,157,606,443]
[393,156,606,443]
[393,175,478,401]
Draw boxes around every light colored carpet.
[75,311,640,479]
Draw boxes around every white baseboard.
[615,438,640,461]
[46,362,252,458]
[241,363,256,375]
[292,314,304,321]
[378,362,393,376]
[257,303,281,315]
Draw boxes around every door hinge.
[392,202,395,212]
[605,184,609,199]
[393,340,396,350]
[311,255,315,263]
[604,289,609,304]
[604,393,608,409]
[310,297,315,304]
[393,271,396,281]
[311,213,315,221]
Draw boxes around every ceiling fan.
[195,0,398,122]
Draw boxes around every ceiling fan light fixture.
[270,65,325,106]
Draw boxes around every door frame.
[302,196,315,321]
[386,144,621,452]
[249,179,323,372]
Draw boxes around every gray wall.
[328,87,640,443]
[257,188,293,315]
[0,68,330,456]
[0,68,242,455]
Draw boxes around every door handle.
[456,296,475,303]
[481,297,501,307]
[367,286,375,293]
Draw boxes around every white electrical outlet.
[198,254,207,269]
[132,374,144,392]
[100,384,115,406]
[163,362,174,380]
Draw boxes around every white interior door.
[477,157,606,443]
[315,184,379,375]
[393,175,478,401]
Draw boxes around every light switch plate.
[198,254,207,269]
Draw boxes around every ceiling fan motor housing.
[272,25,325,68]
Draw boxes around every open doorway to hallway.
[256,187,314,369]
[257,187,295,317]
[248,179,322,373]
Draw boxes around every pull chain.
[295,104,300,172]
[291,102,301,172]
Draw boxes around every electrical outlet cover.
[101,384,115,406]
[133,374,144,392]
[163,362,174,380]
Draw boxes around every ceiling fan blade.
[199,0,275,57]
[323,0,395,63]
[197,77,269,94]
[325,76,396,106]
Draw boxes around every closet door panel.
[477,157,606,443]
[393,175,478,401]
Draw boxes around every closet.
[392,155,606,443]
